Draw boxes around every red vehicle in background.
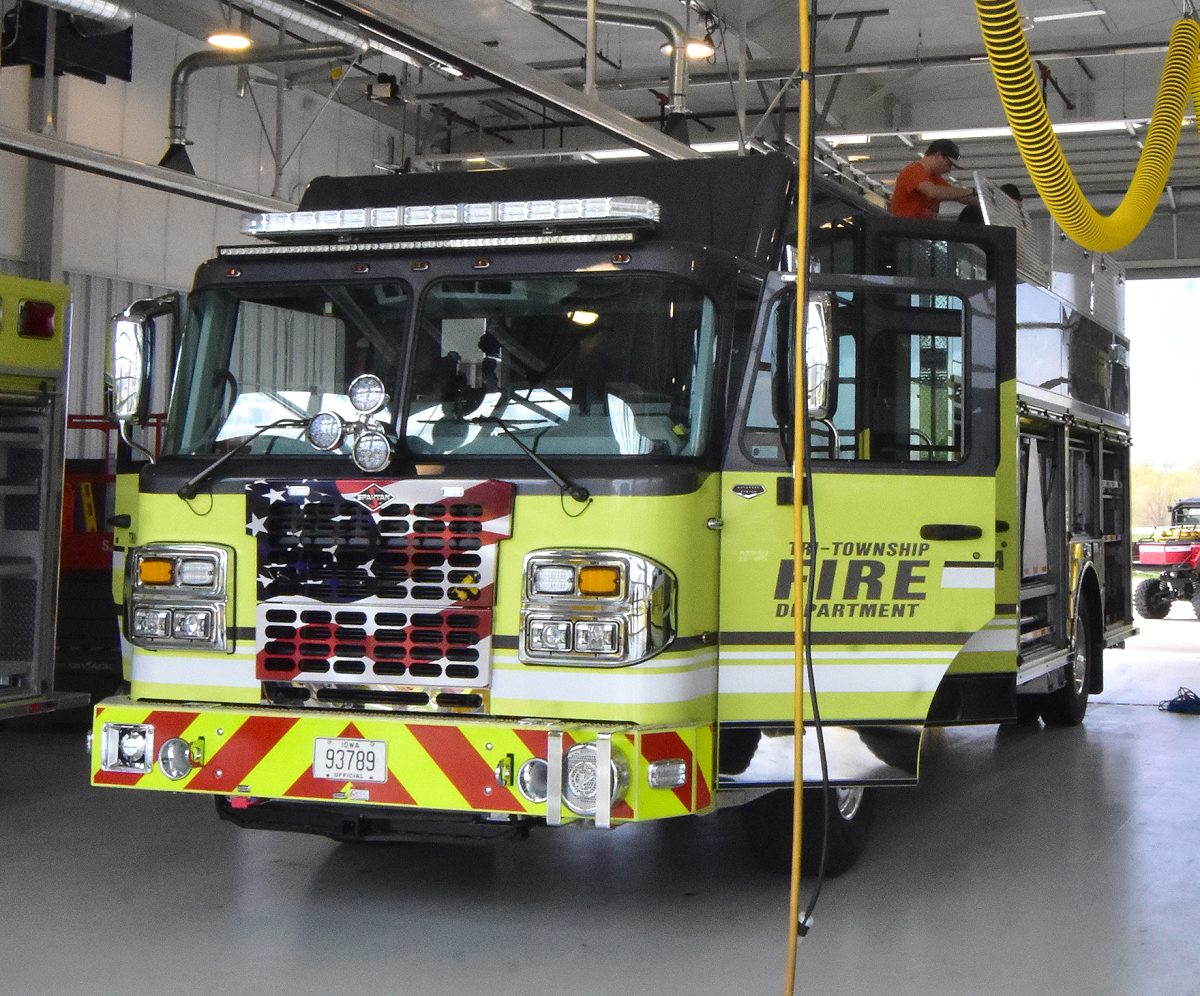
[1134,497,1200,620]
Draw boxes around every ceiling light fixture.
[206,30,253,50]
[660,32,715,59]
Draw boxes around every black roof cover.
[297,153,795,268]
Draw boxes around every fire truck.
[0,274,87,723]
[90,155,1134,872]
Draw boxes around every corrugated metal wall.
[63,272,179,462]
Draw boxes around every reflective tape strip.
[186,715,298,792]
[595,732,612,829]
[722,650,956,660]
[491,663,717,706]
[546,731,564,827]
[959,623,1018,653]
[941,565,995,588]
[131,653,260,688]
[718,663,950,694]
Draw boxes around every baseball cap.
[924,138,962,167]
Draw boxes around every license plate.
[313,737,387,783]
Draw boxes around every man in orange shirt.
[890,139,979,219]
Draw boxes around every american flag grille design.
[247,478,514,706]
[256,603,490,687]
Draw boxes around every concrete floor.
[2,607,1198,996]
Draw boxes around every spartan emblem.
[350,482,394,512]
[732,484,766,500]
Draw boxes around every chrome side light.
[158,738,194,780]
[307,411,344,451]
[100,723,154,773]
[519,550,675,666]
[348,373,387,414]
[562,742,630,816]
[517,758,549,803]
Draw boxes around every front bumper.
[91,698,714,827]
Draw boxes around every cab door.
[718,220,1015,735]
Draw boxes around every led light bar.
[219,231,639,257]
[241,196,660,239]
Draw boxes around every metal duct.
[508,0,688,117]
[326,0,701,158]
[241,0,420,68]
[163,42,357,173]
[35,0,134,30]
[0,122,292,213]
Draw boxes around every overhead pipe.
[327,0,701,158]
[161,41,358,174]
[241,0,420,68]
[0,122,292,213]
[507,0,689,118]
[35,0,134,31]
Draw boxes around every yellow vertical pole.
[785,0,813,991]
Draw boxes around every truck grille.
[247,478,514,710]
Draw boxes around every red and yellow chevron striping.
[92,698,715,826]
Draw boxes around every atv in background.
[1134,497,1200,620]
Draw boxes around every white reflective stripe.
[493,651,716,672]
[594,733,612,829]
[130,654,259,688]
[491,665,717,705]
[718,663,949,695]
[722,650,957,660]
[959,625,1018,652]
[941,565,995,588]
[546,732,564,827]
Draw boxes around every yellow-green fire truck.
[91,155,1134,873]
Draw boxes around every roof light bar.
[241,196,660,239]
[219,230,640,257]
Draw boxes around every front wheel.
[1134,577,1172,620]
[1191,586,1200,621]
[1041,599,1095,726]
[742,785,872,877]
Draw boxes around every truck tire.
[742,785,872,877]
[1134,577,1172,620]
[1041,599,1095,726]
[1192,586,1200,621]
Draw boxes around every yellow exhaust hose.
[975,0,1200,252]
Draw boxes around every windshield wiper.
[177,418,309,500]
[469,415,590,504]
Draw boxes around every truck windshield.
[405,274,717,458]
[165,283,410,457]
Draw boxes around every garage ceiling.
[148,0,1200,247]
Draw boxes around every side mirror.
[804,292,836,421]
[771,286,838,456]
[105,295,177,424]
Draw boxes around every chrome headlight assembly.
[518,549,675,666]
[126,543,232,651]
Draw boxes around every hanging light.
[206,30,253,49]
[659,31,714,59]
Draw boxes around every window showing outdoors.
[404,275,717,458]
[743,288,967,465]
[165,283,409,456]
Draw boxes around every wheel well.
[1078,567,1104,695]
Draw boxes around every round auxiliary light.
[307,411,344,451]
[517,758,549,804]
[348,373,387,414]
[562,743,630,816]
[158,738,194,780]
[353,430,392,473]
